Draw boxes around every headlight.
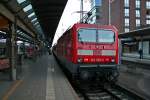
[111,59,115,62]
[78,58,82,62]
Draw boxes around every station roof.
[119,27,150,38]
[1,0,38,37]
[30,0,68,45]
[1,0,68,46]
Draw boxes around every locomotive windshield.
[78,29,96,42]
[78,28,115,43]
[98,30,115,43]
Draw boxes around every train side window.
[0,48,6,58]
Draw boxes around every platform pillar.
[9,18,17,81]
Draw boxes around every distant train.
[53,23,119,82]
[0,33,9,71]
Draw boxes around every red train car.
[53,23,119,81]
[0,37,9,71]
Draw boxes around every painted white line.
[46,66,55,100]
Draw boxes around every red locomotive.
[53,23,119,81]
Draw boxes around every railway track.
[54,55,146,100]
[72,81,146,100]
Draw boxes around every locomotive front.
[74,24,119,81]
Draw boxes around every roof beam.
[0,3,35,37]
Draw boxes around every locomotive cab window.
[78,29,96,42]
[98,30,115,43]
[78,28,115,43]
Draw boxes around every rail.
[72,81,146,100]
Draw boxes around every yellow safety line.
[2,79,23,100]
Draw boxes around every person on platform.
[138,48,143,59]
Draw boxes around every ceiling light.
[23,4,32,12]
[28,12,35,18]
[31,18,37,22]
[17,0,26,4]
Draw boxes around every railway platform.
[118,64,150,100]
[0,54,79,100]
[122,56,150,65]
[119,55,150,99]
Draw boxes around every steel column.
[10,16,17,81]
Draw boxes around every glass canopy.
[17,0,43,37]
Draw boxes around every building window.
[146,10,150,18]
[124,0,129,7]
[125,18,129,26]
[135,0,140,8]
[95,0,101,6]
[146,1,150,9]
[146,19,150,25]
[146,15,150,18]
[124,8,129,16]
[136,19,141,27]
[125,28,130,32]
[91,0,101,7]
[136,10,140,17]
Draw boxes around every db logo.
[96,45,99,49]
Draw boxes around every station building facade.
[93,0,150,58]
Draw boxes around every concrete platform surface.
[122,56,150,65]
[118,65,150,100]
[0,54,79,100]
